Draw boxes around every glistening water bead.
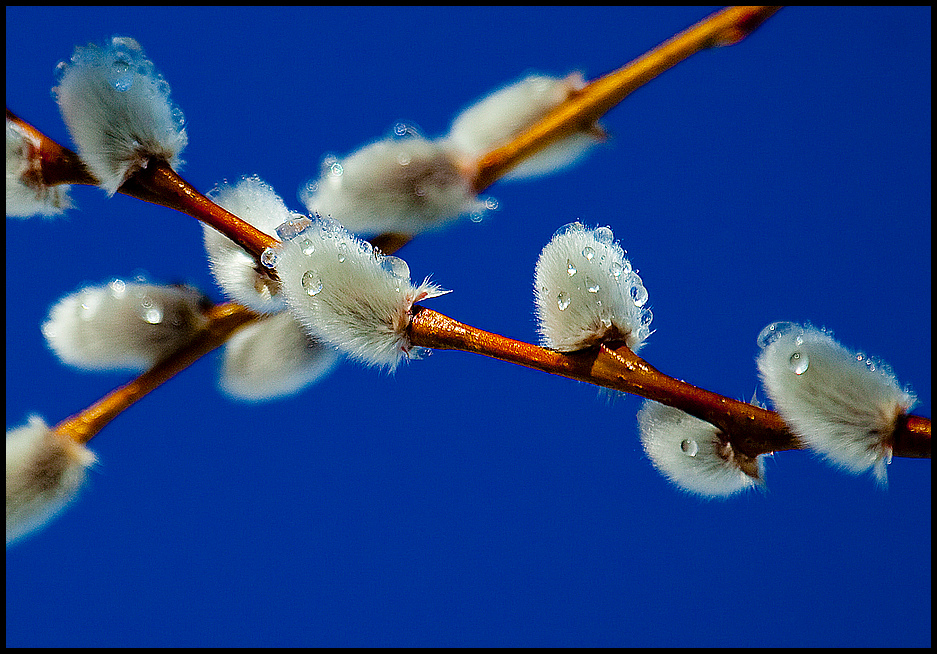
[557,291,571,311]
[789,352,809,375]
[301,270,323,296]
[681,439,699,457]
[756,320,798,349]
[260,247,279,269]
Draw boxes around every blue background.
[6,6,930,647]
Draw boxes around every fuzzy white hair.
[756,322,915,483]
[221,311,341,401]
[203,175,300,313]
[53,36,188,195]
[276,217,447,369]
[300,136,487,236]
[638,401,763,498]
[42,279,208,372]
[446,73,599,180]
[534,222,652,352]
[6,416,95,545]
[6,119,73,218]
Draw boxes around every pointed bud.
[221,311,341,401]
[6,117,73,218]
[638,401,764,498]
[203,175,299,313]
[534,222,652,352]
[53,36,188,195]
[7,416,95,545]
[756,322,915,483]
[447,73,600,179]
[275,216,447,369]
[42,279,208,372]
[300,135,488,236]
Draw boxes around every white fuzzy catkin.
[275,216,447,369]
[52,36,188,195]
[42,279,208,372]
[534,222,652,352]
[638,401,764,498]
[221,311,341,401]
[446,73,600,180]
[299,136,488,236]
[7,416,95,545]
[203,175,300,313]
[6,118,73,218]
[756,322,915,483]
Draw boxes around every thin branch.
[14,6,929,465]
[53,302,259,444]
[471,6,783,192]
[407,305,931,460]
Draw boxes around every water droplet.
[140,298,163,324]
[329,162,343,177]
[630,283,648,307]
[566,259,577,276]
[260,247,279,269]
[109,58,133,91]
[553,222,584,240]
[638,307,653,328]
[681,439,699,457]
[557,291,571,311]
[756,321,799,349]
[53,60,69,84]
[789,352,809,375]
[593,226,614,244]
[582,246,595,261]
[392,122,421,139]
[170,106,186,128]
[299,238,315,256]
[484,197,499,211]
[155,78,171,97]
[586,277,600,293]
[317,217,341,238]
[276,216,313,241]
[381,256,410,280]
[108,279,126,297]
[336,241,348,263]
[406,346,432,361]
[301,270,322,296]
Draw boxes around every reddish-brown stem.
[117,161,279,260]
[471,6,783,193]
[7,108,97,187]
[408,306,930,460]
[7,109,278,262]
[53,303,259,444]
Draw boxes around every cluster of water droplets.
[756,321,811,375]
[52,36,186,130]
[550,222,653,341]
[273,215,412,300]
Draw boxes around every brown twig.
[408,306,930,460]
[14,7,930,464]
[471,6,783,193]
[53,302,260,445]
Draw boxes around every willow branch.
[408,306,930,460]
[471,5,783,192]
[53,302,259,445]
